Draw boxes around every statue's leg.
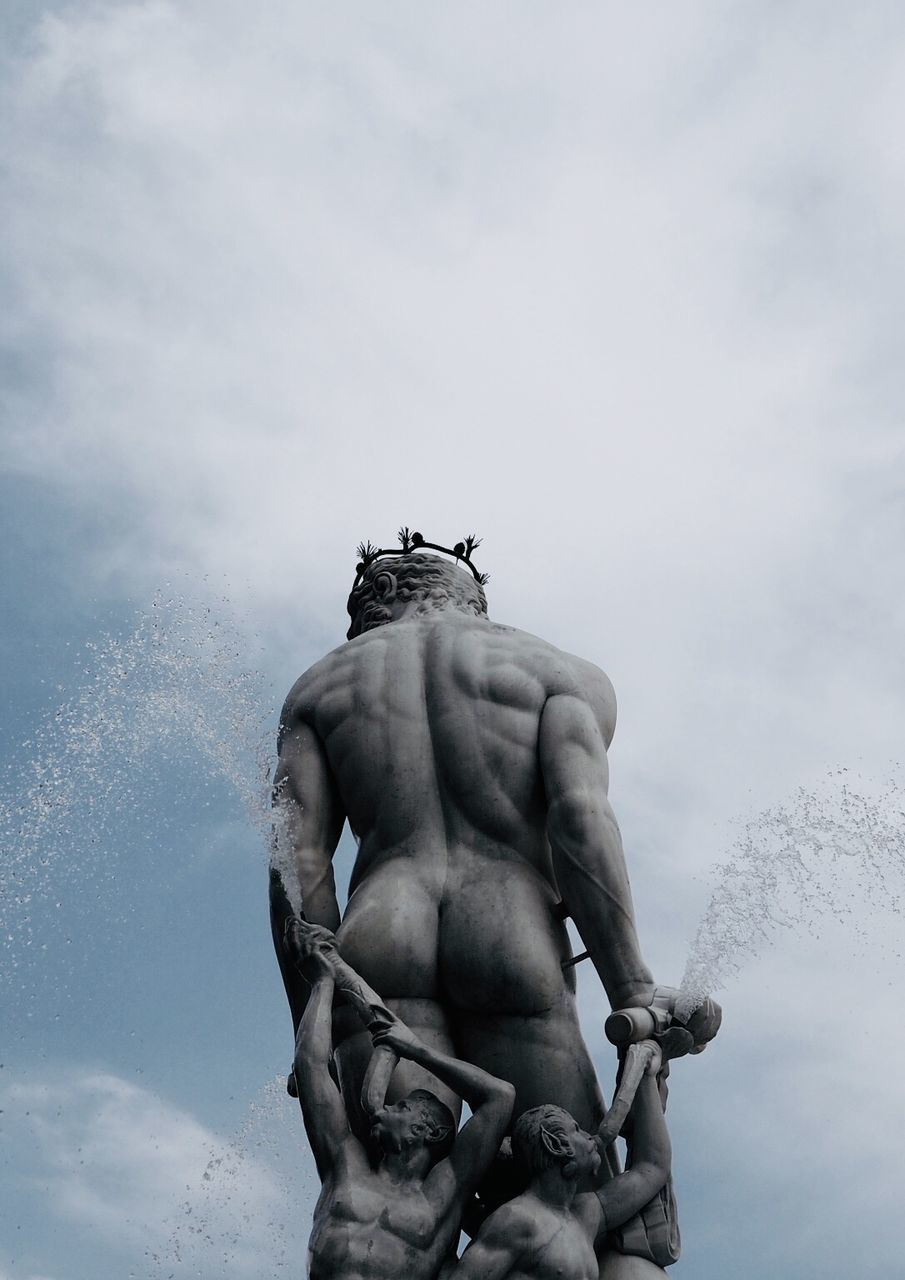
[439,856,613,1138]
[452,994,620,1227]
[453,992,607,1133]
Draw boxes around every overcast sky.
[2,3,904,1277]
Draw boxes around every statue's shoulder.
[474,1191,541,1250]
[280,639,358,722]
[489,623,616,699]
[487,624,617,740]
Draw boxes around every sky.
[2,2,904,1276]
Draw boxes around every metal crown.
[353,527,488,589]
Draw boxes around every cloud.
[0,1271,60,1280]
[2,3,903,927]
[3,6,905,1279]
[2,3,903,815]
[2,1069,314,1277]
[2,2,903,625]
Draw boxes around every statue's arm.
[292,968,357,1182]
[270,710,345,1037]
[595,1073,671,1237]
[538,688,654,1010]
[272,710,345,929]
[373,1023,514,1202]
[454,1202,531,1280]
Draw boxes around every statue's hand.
[371,1019,422,1060]
[684,995,722,1053]
[283,917,337,978]
[642,1041,663,1078]
[653,1026,695,1062]
[652,986,722,1056]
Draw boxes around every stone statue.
[284,916,514,1280]
[454,1042,669,1280]
[269,531,720,1275]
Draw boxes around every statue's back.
[295,611,600,888]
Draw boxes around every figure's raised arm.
[595,1063,671,1239]
[270,699,345,1038]
[372,1021,515,1207]
[539,670,654,1012]
[285,919,361,1182]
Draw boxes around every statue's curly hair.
[347,553,488,639]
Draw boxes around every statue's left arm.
[270,708,345,1038]
[595,1066,671,1237]
[539,675,655,1011]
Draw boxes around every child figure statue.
[453,1042,669,1280]
[283,917,514,1280]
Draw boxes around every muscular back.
[281,612,617,891]
[273,598,651,1132]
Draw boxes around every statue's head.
[346,553,488,639]
[512,1105,601,1182]
[370,1089,456,1165]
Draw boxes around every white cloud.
[0,1271,60,1280]
[3,3,903,631]
[3,5,905,1278]
[2,1070,314,1277]
[2,3,903,807]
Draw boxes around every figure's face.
[567,1120,602,1179]
[370,1098,429,1155]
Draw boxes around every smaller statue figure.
[283,917,515,1280]
[453,1043,670,1280]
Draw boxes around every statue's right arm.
[293,970,358,1183]
[454,1203,530,1280]
[538,675,655,1011]
[270,704,346,1035]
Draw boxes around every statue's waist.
[349,838,552,895]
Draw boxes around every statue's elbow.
[496,1079,516,1112]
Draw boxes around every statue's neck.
[393,598,473,623]
[378,1148,429,1185]
[530,1169,578,1210]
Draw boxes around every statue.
[455,1042,669,1280]
[269,530,720,1275]
[283,916,514,1280]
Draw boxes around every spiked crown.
[353,528,488,589]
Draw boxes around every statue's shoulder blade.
[488,627,617,743]
[279,639,366,729]
[485,625,615,697]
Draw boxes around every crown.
[353,527,489,589]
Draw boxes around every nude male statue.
[454,1043,669,1280]
[270,537,718,1144]
[284,915,514,1280]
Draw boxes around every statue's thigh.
[454,994,607,1134]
